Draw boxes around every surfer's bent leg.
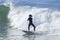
[28,24,30,31]
[32,23,36,31]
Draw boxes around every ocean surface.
[0,0,60,40]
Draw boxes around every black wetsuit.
[28,17,35,31]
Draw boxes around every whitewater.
[0,0,60,40]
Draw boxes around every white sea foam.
[7,5,60,35]
[2,0,60,35]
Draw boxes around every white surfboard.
[22,30,35,35]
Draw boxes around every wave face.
[0,5,9,37]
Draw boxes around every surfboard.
[22,30,35,35]
[20,29,44,35]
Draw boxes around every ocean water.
[0,0,60,40]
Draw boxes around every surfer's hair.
[29,14,32,17]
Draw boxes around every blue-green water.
[0,5,9,39]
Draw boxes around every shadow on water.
[0,5,9,39]
[22,31,36,40]
[22,30,48,40]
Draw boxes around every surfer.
[27,14,36,31]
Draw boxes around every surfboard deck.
[22,30,35,35]
[22,30,34,33]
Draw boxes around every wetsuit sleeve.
[27,18,29,21]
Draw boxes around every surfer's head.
[29,14,32,18]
